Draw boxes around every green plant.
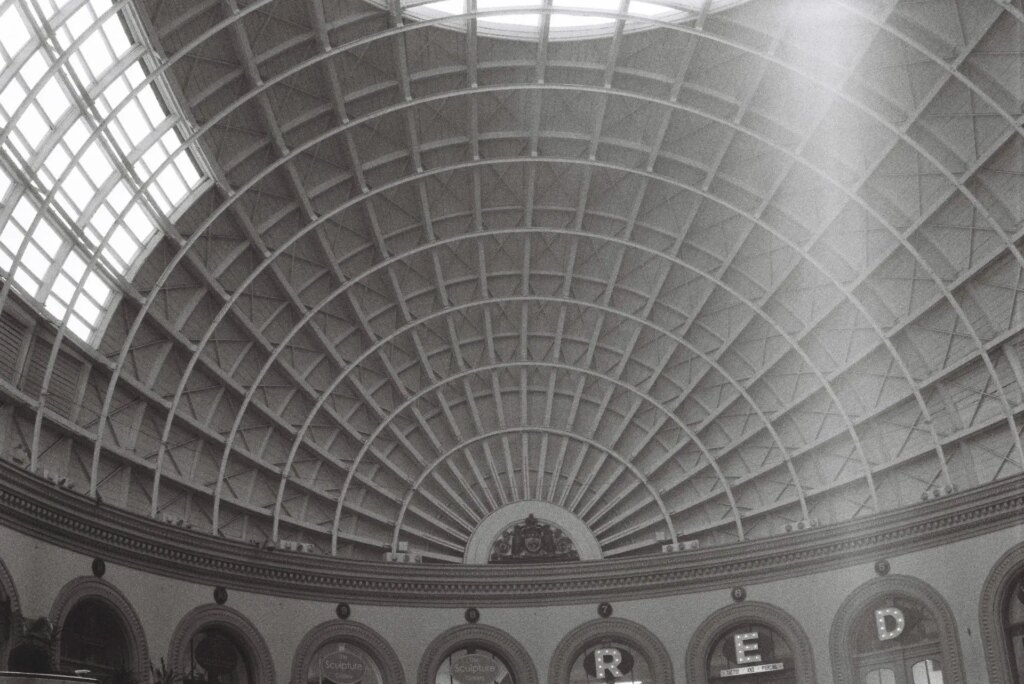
[150,658,182,684]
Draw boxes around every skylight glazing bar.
[384,0,749,39]
[0,0,208,343]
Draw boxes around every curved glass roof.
[0,0,206,342]
[0,0,1022,567]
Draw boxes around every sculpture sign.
[320,648,368,684]
[450,652,501,684]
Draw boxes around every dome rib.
[0,0,1019,562]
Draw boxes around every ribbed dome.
[2,0,1023,565]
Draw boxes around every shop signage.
[720,662,785,677]
[450,653,501,684]
[320,649,368,684]
[875,607,905,641]
[583,647,634,678]
[733,633,761,664]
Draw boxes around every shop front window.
[1004,574,1024,684]
[184,628,253,684]
[59,599,131,683]
[0,593,10,669]
[852,596,944,684]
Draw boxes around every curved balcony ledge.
[0,460,1020,607]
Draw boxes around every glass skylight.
[0,0,207,343]
[395,0,751,39]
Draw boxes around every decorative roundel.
[875,559,891,576]
[597,602,613,618]
[335,603,351,620]
[731,587,747,602]
[213,586,228,605]
[465,607,481,623]
[91,558,106,578]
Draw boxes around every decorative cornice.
[48,576,151,684]
[684,601,815,684]
[0,461,1022,606]
[829,575,965,684]
[979,541,1024,684]
[289,620,405,684]
[415,624,537,684]
[168,604,275,684]
[548,617,673,684]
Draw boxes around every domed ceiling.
[2,0,1024,564]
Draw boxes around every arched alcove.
[49,577,149,684]
[417,624,537,684]
[168,605,275,684]
[685,601,815,684]
[980,541,1024,684]
[290,620,404,684]
[549,617,673,684]
[831,575,964,684]
[0,555,20,669]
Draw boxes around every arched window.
[417,625,536,684]
[60,599,132,682]
[169,606,275,684]
[980,542,1024,684]
[849,595,944,684]
[49,577,148,684]
[0,596,10,670]
[291,621,404,684]
[1001,572,1024,683]
[0,556,18,669]
[685,603,814,684]
[549,618,673,684]
[831,576,964,684]
[182,627,253,684]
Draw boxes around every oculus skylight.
[0,0,206,343]
[389,0,751,40]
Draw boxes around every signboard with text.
[719,662,785,678]
[449,653,501,684]
[320,648,368,684]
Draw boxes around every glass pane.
[1011,630,1024,682]
[59,599,131,681]
[187,627,252,684]
[0,0,206,343]
[853,595,942,654]
[911,659,943,684]
[864,669,895,684]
